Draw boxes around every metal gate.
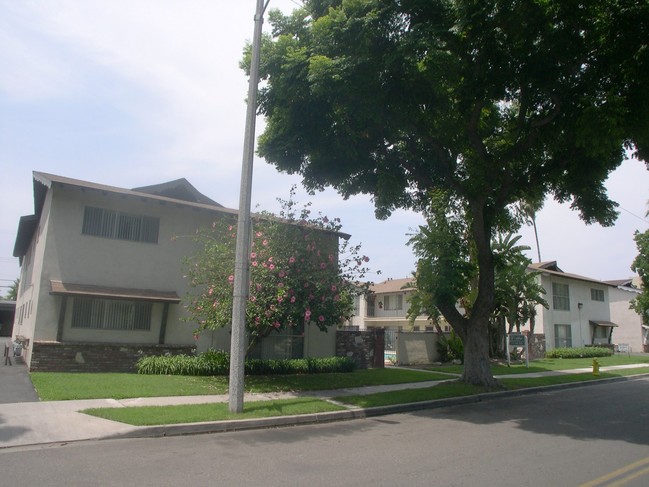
[384,328,398,365]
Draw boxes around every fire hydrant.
[592,358,600,376]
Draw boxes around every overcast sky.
[1,0,648,296]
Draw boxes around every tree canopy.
[631,226,649,323]
[249,0,649,386]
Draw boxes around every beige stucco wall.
[305,321,336,357]
[12,188,53,366]
[396,331,441,365]
[608,286,644,352]
[21,183,232,354]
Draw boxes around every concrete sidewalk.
[1,364,648,450]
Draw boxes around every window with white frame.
[82,207,159,244]
[383,294,403,311]
[71,297,152,331]
[554,324,572,348]
[591,288,605,302]
[552,283,570,311]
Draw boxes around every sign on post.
[506,334,529,368]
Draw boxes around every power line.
[619,205,649,225]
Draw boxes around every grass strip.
[424,356,649,376]
[336,368,649,409]
[82,397,344,426]
[31,368,445,401]
[336,381,487,408]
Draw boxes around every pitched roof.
[528,261,614,287]
[132,178,222,207]
[370,277,415,294]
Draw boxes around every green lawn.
[74,364,649,426]
[424,355,649,376]
[83,397,345,426]
[336,367,648,408]
[31,368,447,401]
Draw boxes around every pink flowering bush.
[183,189,372,353]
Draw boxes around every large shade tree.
[249,0,649,387]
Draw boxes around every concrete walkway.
[1,363,648,450]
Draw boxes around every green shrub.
[545,347,613,359]
[136,350,356,376]
[436,331,464,363]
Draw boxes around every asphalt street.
[1,377,648,487]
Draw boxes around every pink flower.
[228,225,233,231]
[269,264,275,270]
[274,321,281,329]
[250,252,257,259]
[268,257,273,262]
[262,239,268,246]
[279,271,286,278]
[252,261,258,267]
[289,256,296,264]
[290,296,296,303]
[277,296,283,303]
[305,309,312,319]
[334,294,340,302]
[331,285,337,292]
[256,231,263,237]
[318,315,325,322]
[228,275,234,283]
[278,282,284,288]
[250,296,256,302]
[320,263,326,269]
[208,287,214,295]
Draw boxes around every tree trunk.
[462,314,500,389]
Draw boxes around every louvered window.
[82,207,159,243]
[71,297,152,331]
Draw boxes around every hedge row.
[546,347,613,359]
[136,349,356,376]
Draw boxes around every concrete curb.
[107,372,649,441]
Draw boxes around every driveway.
[0,338,39,403]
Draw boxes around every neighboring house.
[605,278,647,353]
[360,277,438,331]
[528,261,643,351]
[11,172,338,371]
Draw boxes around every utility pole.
[229,0,270,413]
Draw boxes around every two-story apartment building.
[529,261,635,351]
[11,172,339,371]
[349,277,440,332]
